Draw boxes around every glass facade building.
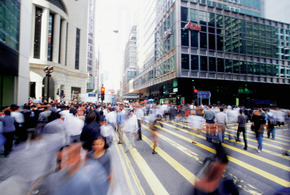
[0,0,20,109]
[132,0,290,107]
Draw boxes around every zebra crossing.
[109,120,290,195]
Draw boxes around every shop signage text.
[183,22,201,31]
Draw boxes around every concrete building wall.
[29,0,89,101]
[18,0,32,105]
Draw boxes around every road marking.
[143,125,262,195]
[163,121,289,171]
[143,125,202,163]
[141,128,198,184]
[226,125,290,146]
[113,141,137,194]
[157,122,290,187]
[119,144,146,195]
[172,120,290,160]
[122,133,169,194]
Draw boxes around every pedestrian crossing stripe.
[161,121,289,171]
[143,125,202,163]
[122,134,169,194]
[114,132,146,195]
[171,120,290,160]
[225,125,290,147]
[113,141,137,194]
[156,122,290,188]
[143,124,262,195]
[141,129,198,184]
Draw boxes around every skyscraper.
[130,0,290,107]
[122,26,138,97]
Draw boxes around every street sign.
[197,91,211,99]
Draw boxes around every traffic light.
[193,86,198,100]
[101,87,105,101]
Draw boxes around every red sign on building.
[183,22,201,31]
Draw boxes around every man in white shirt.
[64,110,84,144]
[215,107,228,142]
[10,104,25,144]
[105,108,117,130]
[135,105,144,141]
[122,110,138,151]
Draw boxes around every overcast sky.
[95,0,142,91]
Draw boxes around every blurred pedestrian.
[80,111,101,151]
[204,105,216,142]
[10,104,25,144]
[28,142,109,195]
[236,109,248,150]
[215,107,228,143]
[149,114,162,154]
[100,117,114,146]
[187,110,205,144]
[87,136,112,182]
[135,105,144,141]
[251,110,266,153]
[116,106,125,144]
[265,109,277,140]
[122,110,138,152]
[0,110,15,157]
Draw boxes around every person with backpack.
[266,109,277,140]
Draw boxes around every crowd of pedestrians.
[0,100,289,194]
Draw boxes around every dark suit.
[80,121,101,151]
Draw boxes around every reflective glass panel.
[200,33,207,49]
[191,31,198,47]
[181,54,189,70]
[181,7,188,21]
[217,58,224,72]
[181,25,189,46]
[200,56,208,71]
[209,57,216,71]
[209,34,215,50]
[191,55,199,70]
[225,59,232,73]
[233,60,240,73]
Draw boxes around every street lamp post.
[44,66,54,102]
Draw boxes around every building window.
[181,25,189,46]
[225,59,232,73]
[200,33,207,49]
[191,31,198,47]
[181,7,188,22]
[34,7,42,59]
[209,34,215,50]
[181,54,189,70]
[241,61,247,74]
[48,13,54,61]
[191,55,199,70]
[190,9,198,22]
[217,58,224,72]
[0,0,20,50]
[75,28,80,69]
[58,19,63,63]
[209,57,216,72]
[233,60,240,73]
[200,56,208,71]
